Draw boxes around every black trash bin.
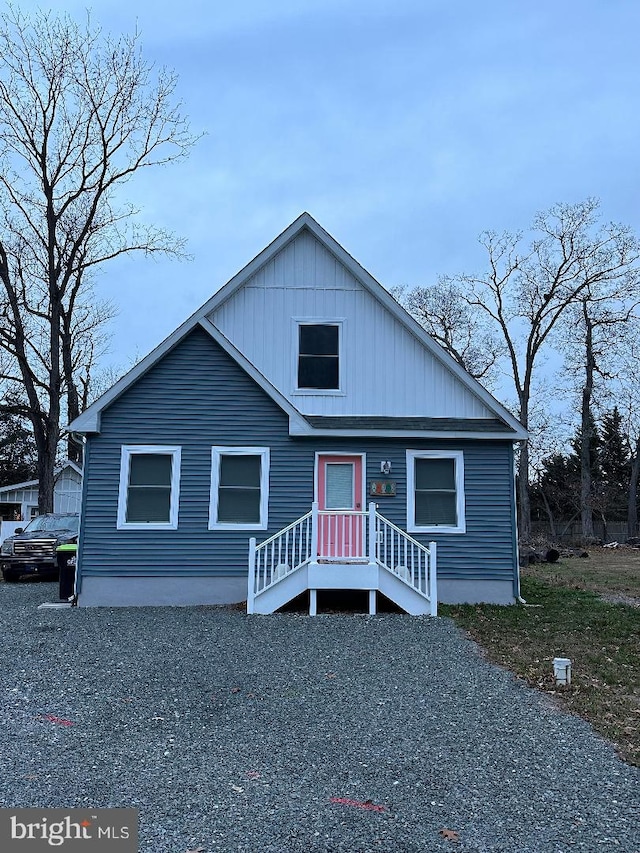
[56,543,77,601]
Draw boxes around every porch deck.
[247,502,437,615]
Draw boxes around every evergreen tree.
[568,411,601,480]
[531,417,603,538]
[570,410,602,538]
[0,413,37,487]
[531,453,581,537]
[599,407,630,521]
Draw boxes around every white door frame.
[313,452,367,509]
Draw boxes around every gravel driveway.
[0,581,638,853]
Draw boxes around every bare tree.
[61,287,117,462]
[394,279,503,387]
[0,7,197,511]
[560,279,640,539]
[605,334,640,538]
[448,199,640,539]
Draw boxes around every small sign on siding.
[369,480,396,496]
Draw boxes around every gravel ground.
[0,581,638,853]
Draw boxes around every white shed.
[0,460,83,541]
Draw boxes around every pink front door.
[317,455,364,558]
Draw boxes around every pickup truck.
[0,513,79,582]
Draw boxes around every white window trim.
[209,447,270,530]
[406,450,466,534]
[117,445,181,531]
[291,317,346,396]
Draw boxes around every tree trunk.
[580,307,595,539]
[628,437,640,538]
[539,486,557,539]
[61,324,83,464]
[42,179,62,511]
[516,388,531,541]
[36,450,56,515]
[517,442,531,541]
[30,416,57,514]
[560,510,581,537]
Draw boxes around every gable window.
[296,322,341,391]
[117,446,181,530]
[406,450,465,534]
[209,447,269,530]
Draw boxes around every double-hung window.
[209,447,270,530]
[406,450,465,534]
[117,446,181,529]
[295,321,342,391]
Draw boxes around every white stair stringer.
[377,565,434,615]
[251,562,434,615]
[251,564,309,614]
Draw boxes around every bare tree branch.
[0,5,198,507]
[401,199,640,540]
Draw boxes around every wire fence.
[530,520,640,545]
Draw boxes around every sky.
[40,0,640,386]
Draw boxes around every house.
[0,460,83,542]
[68,213,527,614]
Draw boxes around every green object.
[56,543,78,552]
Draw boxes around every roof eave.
[0,478,39,493]
[68,318,309,435]
[0,461,84,493]
[67,321,201,434]
[289,423,527,440]
[197,318,308,427]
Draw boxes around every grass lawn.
[441,548,640,766]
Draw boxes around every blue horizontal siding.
[79,328,517,585]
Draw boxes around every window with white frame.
[296,322,341,391]
[209,447,270,530]
[117,446,181,529]
[406,450,466,534]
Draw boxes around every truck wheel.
[2,569,20,583]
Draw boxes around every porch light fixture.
[380,461,392,475]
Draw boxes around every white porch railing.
[317,509,367,560]
[248,510,314,610]
[375,511,436,602]
[248,502,437,614]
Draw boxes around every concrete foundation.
[437,578,515,605]
[78,576,247,607]
[78,574,515,608]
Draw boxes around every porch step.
[251,561,433,616]
[378,568,432,615]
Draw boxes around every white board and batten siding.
[208,229,494,419]
[53,465,83,513]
